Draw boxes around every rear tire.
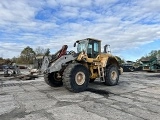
[104,64,119,86]
[44,72,63,87]
[63,63,89,92]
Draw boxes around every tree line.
[0,47,159,65]
[139,50,160,61]
[0,46,50,65]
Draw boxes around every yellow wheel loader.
[41,38,123,92]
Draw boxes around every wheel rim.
[53,72,61,81]
[75,72,85,85]
[111,71,117,80]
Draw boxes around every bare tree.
[35,46,50,56]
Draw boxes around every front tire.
[63,63,89,92]
[104,65,119,86]
[44,72,63,87]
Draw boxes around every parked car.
[0,65,14,71]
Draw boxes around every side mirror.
[74,42,76,47]
[104,44,111,53]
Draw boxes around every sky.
[0,0,160,61]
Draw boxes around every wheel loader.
[41,38,123,92]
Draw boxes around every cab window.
[93,42,99,57]
[87,43,92,58]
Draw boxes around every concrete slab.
[16,91,47,101]
[22,99,57,113]
[48,90,86,102]
[0,101,19,115]
[79,101,143,120]
[2,86,25,93]
[47,104,107,120]
[15,113,50,120]
[0,71,160,120]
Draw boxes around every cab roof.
[76,38,101,43]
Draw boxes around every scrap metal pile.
[0,63,39,80]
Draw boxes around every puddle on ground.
[86,88,110,97]
[0,93,8,96]
[147,74,160,78]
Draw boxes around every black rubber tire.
[44,72,63,87]
[104,64,119,86]
[63,63,89,92]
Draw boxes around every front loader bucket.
[41,56,49,73]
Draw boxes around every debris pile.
[2,64,40,80]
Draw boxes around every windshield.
[77,40,88,53]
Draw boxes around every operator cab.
[74,38,101,58]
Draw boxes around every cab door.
[87,40,100,58]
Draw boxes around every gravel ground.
[0,71,160,120]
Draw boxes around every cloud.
[57,0,92,7]
[0,0,160,61]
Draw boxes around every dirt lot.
[0,71,160,120]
